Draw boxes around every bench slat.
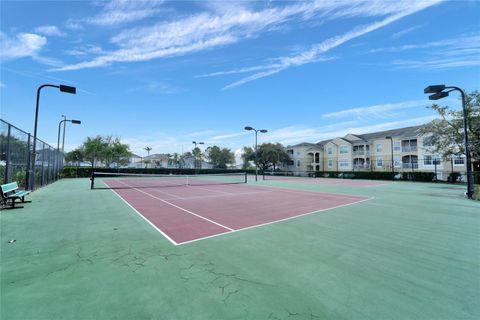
[1,182,18,193]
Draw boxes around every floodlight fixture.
[424,85,446,94]
[428,91,449,100]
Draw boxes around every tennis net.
[90,172,247,189]
[262,171,316,180]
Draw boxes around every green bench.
[1,182,31,209]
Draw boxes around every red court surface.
[104,179,370,245]
[263,175,389,187]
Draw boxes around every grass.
[1,178,479,319]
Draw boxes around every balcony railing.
[352,150,364,156]
[402,163,418,169]
[402,146,417,152]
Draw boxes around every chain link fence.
[1,119,63,189]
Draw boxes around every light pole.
[57,117,81,177]
[31,84,76,190]
[192,141,204,174]
[386,136,394,180]
[424,84,474,199]
[244,126,268,181]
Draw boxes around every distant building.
[286,125,468,181]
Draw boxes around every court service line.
[178,196,375,245]
[116,180,234,231]
[107,187,179,246]
[160,189,276,201]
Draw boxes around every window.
[424,155,441,166]
[393,141,401,152]
[328,159,333,168]
[327,147,333,155]
[453,155,465,165]
[339,159,349,167]
[376,157,383,167]
[339,145,349,154]
[424,155,433,165]
[376,144,383,153]
[296,159,301,167]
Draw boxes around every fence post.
[5,124,11,183]
[41,143,45,186]
[26,134,31,189]
[434,161,438,183]
[450,157,454,183]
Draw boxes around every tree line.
[65,136,292,170]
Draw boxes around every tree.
[242,143,291,171]
[419,90,479,161]
[83,136,105,168]
[170,153,180,168]
[65,148,84,167]
[205,146,235,169]
[192,147,203,169]
[241,147,254,170]
[81,135,131,168]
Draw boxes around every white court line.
[160,189,275,201]
[116,180,234,231]
[178,197,374,245]
[189,185,233,195]
[107,185,179,246]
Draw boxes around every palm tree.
[144,146,152,168]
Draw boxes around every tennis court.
[2,176,479,319]
[93,172,370,244]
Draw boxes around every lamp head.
[429,91,449,100]
[259,129,268,133]
[71,120,81,124]
[424,85,445,94]
[59,85,76,94]
[192,141,196,144]
[199,142,204,145]
[244,126,253,131]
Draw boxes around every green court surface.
[1,178,479,319]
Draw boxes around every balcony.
[402,163,418,169]
[352,150,365,156]
[401,146,417,152]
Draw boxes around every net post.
[90,171,95,190]
[245,172,248,183]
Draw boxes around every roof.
[357,125,424,141]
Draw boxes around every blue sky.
[1,0,479,160]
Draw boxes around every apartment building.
[286,125,468,180]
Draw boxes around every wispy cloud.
[127,80,184,94]
[53,0,441,72]
[0,32,47,61]
[391,25,422,39]
[379,33,480,70]
[221,1,442,89]
[34,25,65,37]
[87,0,165,26]
[322,100,429,119]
